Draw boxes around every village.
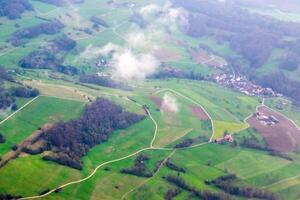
[213,73,280,97]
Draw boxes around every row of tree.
[79,74,131,90]
[0,68,39,110]
[120,154,153,177]
[164,175,233,200]
[207,174,279,200]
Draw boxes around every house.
[214,134,234,143]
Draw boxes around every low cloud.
[139,1,189,30]
[161,93,179,113]
[111,49,159,80]
[79,43,119,60]
[139,4,160,18]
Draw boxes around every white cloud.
[139,4,160,18]
[111,49,159,80]
[79,43,120,60]
[161,93,179,113]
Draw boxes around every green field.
[0,96,85,156]
[1,0,300,199]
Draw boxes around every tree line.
[206,174,279,200]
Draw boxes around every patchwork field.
[1,0,300,199]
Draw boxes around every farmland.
[1,0,300,199]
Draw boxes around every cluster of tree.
[79,74,131,90]
[174,138,194,148]
[0,68,14,83]
[36,0,84,6]
[13,86,39,98]
[268,150,293,161]
[20,35,79,75]
[0,0,33,19]
[207,174,279,200]
[9,20,64,46]
[150,67,205,81]
[164,175,233,200]
[165,160,186,173]
[164,188,181,200]
[120,154,153,177]
[0,193,22,200]
[37,98,145,169]
[90,16,109,28]
[0,69,15,110]
[254,72,300,104]
[0,133,5,143]
[239,135,267,150]
[129,13,147,29]
[0,70,17,110]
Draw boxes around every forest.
[37,98,145,169]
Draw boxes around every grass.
[0,96,85,156]
[245,163,300,187]
[214,120,248,138]
[216,150,291,179]
[150,91,212,147]
[0,155,81,197]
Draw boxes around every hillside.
[1,0,300,200]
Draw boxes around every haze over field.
[0,0,300,200]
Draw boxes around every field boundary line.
[0,96,40,126]
[155,88,215,142]
[262,173,300,190]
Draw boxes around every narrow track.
[0,96,40,126]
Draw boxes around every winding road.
[18,88,214,200]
